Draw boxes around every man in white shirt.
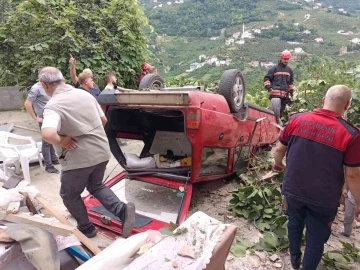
[40,66,135,238]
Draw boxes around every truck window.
[200,147,229,175]
[233,146,251,171]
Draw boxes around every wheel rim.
[151,80,162,90]
[233,76,244,106]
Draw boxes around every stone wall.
[0,87,24,111]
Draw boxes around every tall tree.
[0,0,149,87]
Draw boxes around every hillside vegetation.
[143,0,360,85]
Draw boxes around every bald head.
[323,85,352,116]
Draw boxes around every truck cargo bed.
[115,91,190,106]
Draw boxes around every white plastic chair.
[0,131,44,183]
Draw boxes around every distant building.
[199,54,207,61]
[209,36,219,40]
[250,61,260,67]
[339,46,348,55]
[314,37,324,43]
[232,32,241,39]
[253,29,262,34]
[225,38,235,45]
[351,38,360,44]
[167,2,172,5]
[235,40,245,45]
[225,58,232,65]
[209,57,218,64]
[294,47,305,54]
[303,30,312,35]
[190,62,201,71]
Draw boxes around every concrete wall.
[0,87,23,111]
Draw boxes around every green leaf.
[264,208,274,214]
[334,262,350,270]
[341,241,354,251]
[263,188,272,197]
[327,252,348,263]
[230,244,247,257]
[170,221,178,230]
[263,232,279,249]
[257,222,271,231]
[236,237,254,248]
[247,189,258,199]
[159,227,172,236]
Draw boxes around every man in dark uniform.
[264,50,294,120]
[273,85,360,270]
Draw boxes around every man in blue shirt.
[77,72,101,99]
[69,55,101,99]
[24,82,59,173]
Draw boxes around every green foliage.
[257,22,317,42]
[290,57,360,125]
[146,0,263,37]
[322,241,360,269]
[0,0,149,88]
[229,184,282,222]
[276,1,302,10]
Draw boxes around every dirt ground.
[1,110,360,270]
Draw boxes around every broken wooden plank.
[6,202,20,214]
[0,210,73,236]
[35,196,101,255]
[36,196,69,224]
[19,191,38,215]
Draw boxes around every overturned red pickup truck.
[83,69,280,236]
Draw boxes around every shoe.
[340,232,350,237]
[79,224,97,238]
[291,255,301,270]
[52,160,60,165]
[45,166,60,174]
[121,202,135,238]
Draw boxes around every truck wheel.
[219,69,245,113]
[270,98,282,124]
[139,74,165,90]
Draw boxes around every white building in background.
[241,23,254,39]
[189,62,201,71]
[232,32,241,39]
[294,47,305,54]
[314,37,324,43]
[209,56,218,64]
[303,30,312,35]
[225,38,235,45]
[153,0,157,2]
[167,2,172,5]
[226,58,232,65]
[351,38,360,44]
[199,54,206,61]
[235,39,245,45]
[210,36,219,40]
